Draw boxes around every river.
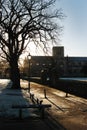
[60,77,87,82]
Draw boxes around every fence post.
[66,92,68,97]
[44,89,47,98]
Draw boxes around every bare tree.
[0,0,64,89]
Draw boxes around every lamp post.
[27,53,31,93]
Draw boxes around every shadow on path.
[46,97,64,112]
[0,79,31,120]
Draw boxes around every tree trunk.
[9,59,21,89]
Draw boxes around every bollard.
[40,100,43,105]
[44,89,47,98]
[37,98,39,104]
[66,92,68,97]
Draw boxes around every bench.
[12,104,51,119]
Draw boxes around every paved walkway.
[29,82,87,130]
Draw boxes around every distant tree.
[0,0,64,89]
[0,59,9,78]
[22,57,29,77]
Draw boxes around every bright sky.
[57,0,87,57]
[22,0,87,58]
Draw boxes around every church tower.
[52,46,64,58]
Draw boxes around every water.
[60,77,87,82]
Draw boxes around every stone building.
[29,46,87,77]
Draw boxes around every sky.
[57,0,87,57]
[23,0,87,58]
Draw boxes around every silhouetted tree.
[0,0,64,88]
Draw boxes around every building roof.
[65,57,87,62]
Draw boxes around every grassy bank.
[30,77,87,99]
[55,79,87,99]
